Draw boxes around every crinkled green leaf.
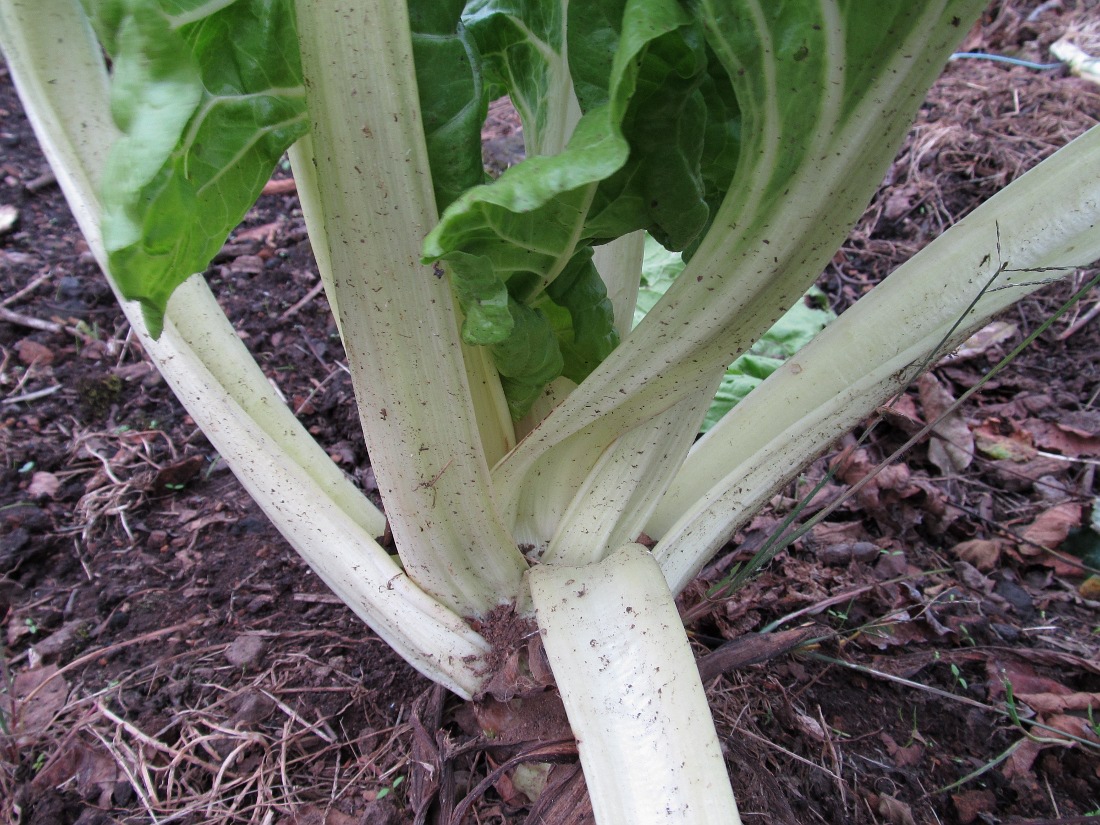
[461,0,566,155]
[541,248,619,384]
[423,105,625,418]
[583,21,710,250]
[491,299,564,419]
[686,57,741,259]
[425,0,706,416]
[570,1,741,253]
[409,0,488,212]
[90,0,307,336]
[564,1,621,113]
[447,251,513,345]
[424,108,625,284]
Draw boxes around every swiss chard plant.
[3,0,1098,821]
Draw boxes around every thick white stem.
[650,125,1100,594]
[0,0,494,696]
[293,0,529,616]
[530,545,742,825]
[592,229,645,341]
[540,380,717,567]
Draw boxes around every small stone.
[361,799,400,825]
[27,471,60,500]
[229,254,266,274]
[31,621,86,661]
[57,275,84,299]
[0,527,31,571]
[952,789,996,825]
[953,561,993,592]
[1079,575,1100,601]
[874,549,908,579]
[820,542,880,566]
[225,633,266,668]
[15,338,54,367]
[246,594,274,614]
[993,577,1034,617]
[0,204,17,235]
[991,622,1020,642]
[1034,475,1066,502]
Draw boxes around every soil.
[2,2,1100,824]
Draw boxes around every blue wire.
[950,51,1064,71]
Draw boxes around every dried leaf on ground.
[0,665,68,747]
[830,447,920,512]
[918,373,974,474]
[942,320,1017,363]
[31,739,124,809]
[1024,418,1100,458]
[949,538,1005,572]
[27,470,60,499]
[877,794,918,825]
[972,419,1037,461]
[15,337,53,366]
[1002,737,1045,780]
[1015,690,1100,715]
[952,789,996,824]
[1018,502,1082,570]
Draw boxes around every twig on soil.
[0,305,94,343]
[88,725,164,822]
[292,362,344,415]
[1034,449,1100,467]
[279,277,325,321]
[739,725,844,784]
[23,168,56,192]
[0,270,50,308]
[752,571,948,634]
[1,384,61,404]
[697,626,822,683]
[258,688,337,744]
[261,177,297,196]
[1055,284,1100,340]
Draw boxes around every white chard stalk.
[530,544,742,825]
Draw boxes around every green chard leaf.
[539,247,619,384]
[409,0,489,212]
[88,0,308,337]
[577,4,705,250]
[425,0,723,418]
[447,251,514,345]
[492,299,564,420]
[570,1,742,252]
[461,0,568,155]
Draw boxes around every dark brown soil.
[2,3,1099,823]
